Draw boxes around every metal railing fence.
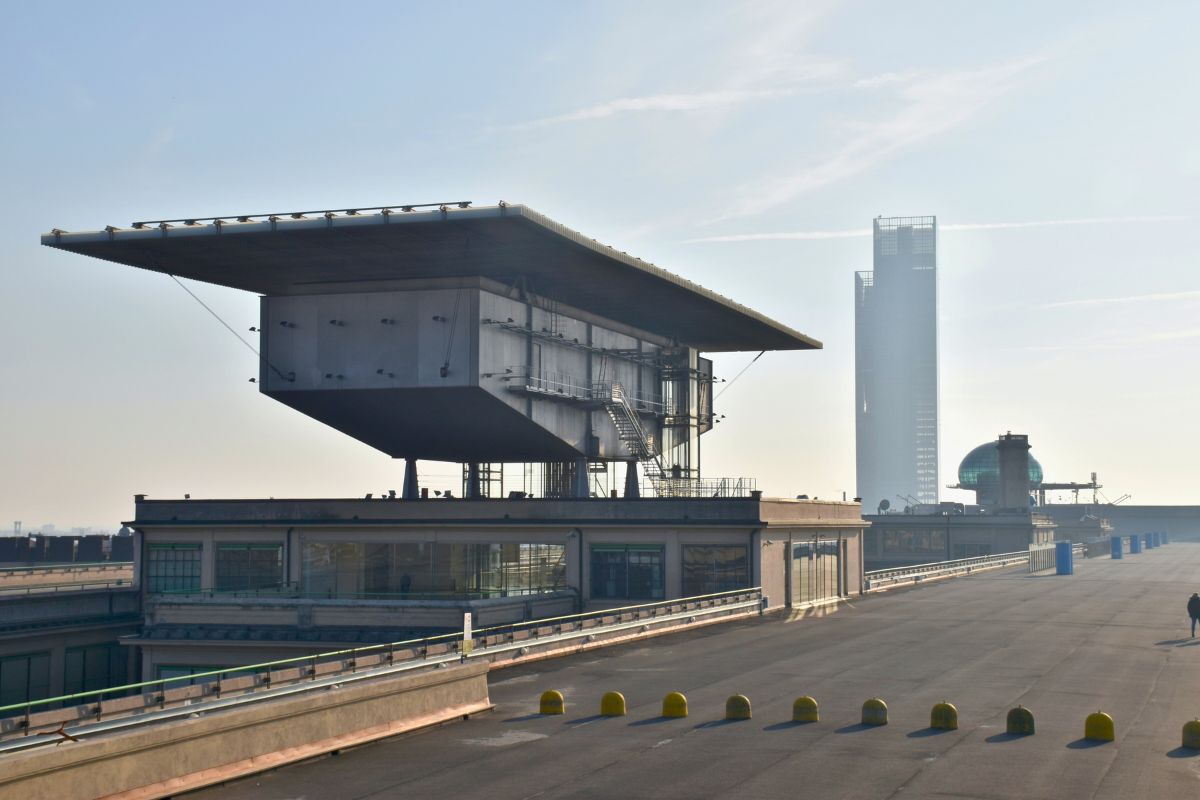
[1029,543,1057,573]
[0,579,133,596]
[151,584,573,603]
[0,562,132,576]
[865,550,1032,591]
[0,586,762,740]
[865,543,1088,591]
[651,477,758,499]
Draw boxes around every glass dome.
[957,442,1043,488]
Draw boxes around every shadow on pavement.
[985,732,1028,743]
[629,716,675,727]
[907,728,952,738]
[694,719,744,730]
[1156,638,1190,646]
[763,721,808,731]
[565,715,606,726]
[1067,738,1111,749]
[503,713,544,723]
[834,723,875,734]
[1167,747,1200,759]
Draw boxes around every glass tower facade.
[855,216,939,511]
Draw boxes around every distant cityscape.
[7,521,121,537]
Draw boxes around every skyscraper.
[855,216,938,512]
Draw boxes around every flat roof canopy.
[42,204,820,352]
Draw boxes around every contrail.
[1044,290,1200,309]
[684,214,1194,244]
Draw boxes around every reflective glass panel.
[681,546,749,595]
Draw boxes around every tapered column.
[402,458,419,500]
[624,461,640,499]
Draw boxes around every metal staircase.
[598,382,664,479]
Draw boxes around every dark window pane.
[215,544,283,592]
[682,546,749,596]
[590,546,663,601]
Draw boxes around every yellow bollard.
[1006,706,1035,736]
[539,690,565,715]
[662,691,688,718]
[725,694,752,720]
[1084,711,1114,742]
[600,691,626,717]
[862,697,888,726]
[792,696,820,723]
[1182,719,1200,749]
[930,702,958,731]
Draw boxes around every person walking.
[1188,592,1200,637]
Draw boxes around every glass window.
[64,643,128,695]
[215,544,283,591]
[392,542,435,595]
[590,545,664,601]
[433,543,487,596]
[682,546,749,596]
[302,542,365,597]
[500,543,566,595]
[146,544,201,593]
[792,538,842,605]
[0,651,51,706]
[881,529,946,555]
[302,540,565,599]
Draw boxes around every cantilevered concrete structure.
[44,203,819,497]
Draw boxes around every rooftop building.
[42,201,865,682]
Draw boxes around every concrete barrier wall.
[0,564,132,590]
[0,661,492,800]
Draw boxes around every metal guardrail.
[865,551,1032,591]
[0,587,762,750]
[0,579,133,597]
[502,366,669,414]
[152,585,572,602]
[864,544,1089,591]
[0,562,132,576]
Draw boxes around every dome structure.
[957,442,1043,489]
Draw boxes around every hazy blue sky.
[3,1,1198,528]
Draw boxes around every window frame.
[146,543,202,594]
[589,544,665,601]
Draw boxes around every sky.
[2,1,1198,529]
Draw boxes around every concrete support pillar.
[624,461,640,499]
[402,458,419,500]
[465,463,481,499]
[571,457,590,499]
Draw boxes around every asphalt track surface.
[193,542,1200,799]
